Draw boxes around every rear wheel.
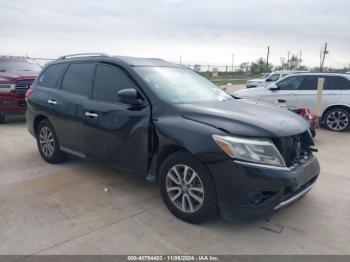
[159,152,217,224]
[36,119,66,163]
[324,108,349,132]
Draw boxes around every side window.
[266,74,280,82]
[277,76,304,90]
[299,76,318,90]
[93,64,138,102]
[38,63,67,88]
[61,63,95,96]
[325,76,350,90]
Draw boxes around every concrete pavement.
[0,118,349,255]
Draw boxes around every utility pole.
[231,53,234,73]
[266,46,270,70]
[179,56,182,65]
[287,51,291,70]
[320,42,328,72]
[299,50,302,69]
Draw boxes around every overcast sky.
[0,0,349,68]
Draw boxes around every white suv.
[235,73,350,131]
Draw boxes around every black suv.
[26,53,320,223]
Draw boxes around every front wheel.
[36,119,66,163]
[324,108,349,132]
[159,152,217,224]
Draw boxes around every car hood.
[233,87,266,97]
[177,99,308,138]
[248,78,264,83]
[0,71,38,83]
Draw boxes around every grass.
[199,72,258,86]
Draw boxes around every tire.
[324,108,349,132]
[0,114,5,124]
[159,152,217,224]
[36,119,66,163]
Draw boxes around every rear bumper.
[206,155,320,221]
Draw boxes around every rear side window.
[61,63,95,96]
[325,76,350,90]
[277,75,304,90]
[38,63,67,88]
[299,76,318,90]
[93,64,137,102]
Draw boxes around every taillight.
[25,89,33,101]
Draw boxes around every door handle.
[47,99,57,105]
[85,112,98,118]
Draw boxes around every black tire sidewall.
[159,152,217,224]
[36,119,65,163]
[324,108,349,132]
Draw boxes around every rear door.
[262,75,303,106]
[47,62,95,155]
[296,75,319,113]
[323,76,350,111]
[83,63,151,176]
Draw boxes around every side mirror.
[117,88,142,105]
[268,84,279,91]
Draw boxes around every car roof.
[51,53,185,68]
[290,72,350,77]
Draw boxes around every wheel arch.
[154,145,190,182]
[33,115,49,134]
[321,104,350,122]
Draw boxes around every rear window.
[325,76,350,90]
[38,63,67,88]
[61,63,95,96]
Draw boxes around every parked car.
[235,73,350,132]
[26,53,320,223]
[0,56,40,123]
[246,71,294,88]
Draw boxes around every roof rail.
[58,53,109,60]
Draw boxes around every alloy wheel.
[165,164,205,213]
[326,111,349,131]
[39,126,55,157]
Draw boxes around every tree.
[250,58,273,74]
[239,62,250,73]
[279,54,302,70]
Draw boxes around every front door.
[262,75,304,107]
[83,63,151,176]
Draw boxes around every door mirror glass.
[268,84,279,91]
[117,88,142,105]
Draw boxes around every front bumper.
[0,95,27,115]
[206,155,320,221]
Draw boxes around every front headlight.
[0,84,15,93]
[212,135,286,167]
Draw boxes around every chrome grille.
[15,79,34,96]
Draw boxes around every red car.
[0,56,40,123]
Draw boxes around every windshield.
[0,59,40,72]
[134,67,232,103]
